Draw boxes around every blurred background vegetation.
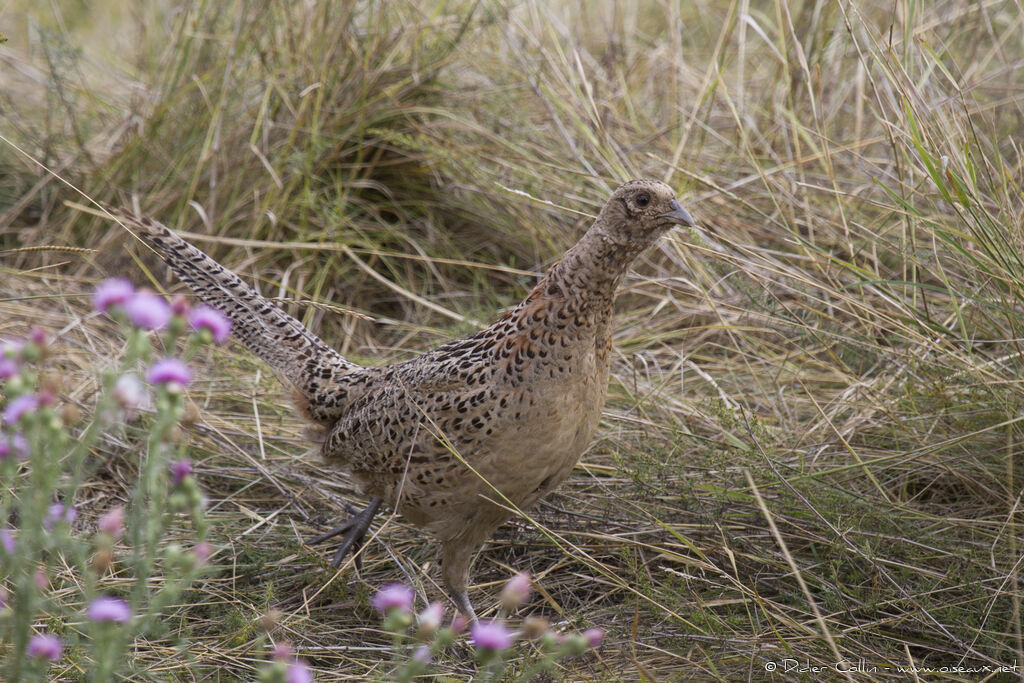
[3,0,1024,679]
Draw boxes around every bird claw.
[308,497,382,571]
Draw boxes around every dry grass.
[3,0,1024,679]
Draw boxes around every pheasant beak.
[660,200,694,227]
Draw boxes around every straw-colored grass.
[3,0,1024,679]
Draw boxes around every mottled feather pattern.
[113,179,694,614]
[114,209,366,423]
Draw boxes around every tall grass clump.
[7,1,553,348]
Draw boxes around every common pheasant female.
[115,179,693,619]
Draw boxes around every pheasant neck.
[548,226,640,311]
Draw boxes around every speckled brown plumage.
[114,180,694,619]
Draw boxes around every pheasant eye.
[635,193,650,207]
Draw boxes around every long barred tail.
[113,208,363,423]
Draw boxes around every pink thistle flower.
[4,394,39,425]
[170,295,191,317]
[29,326,47,346]
[0,528,15,556]
[412,644,431,664]
[371,583,414,614]
[93,278,134,313]
[124,290,171,330]
[190,306,232,344]
[583,627,604,648]
[147,358,191,387]
[470,620,513,652]
[0,356,17,380]
[286,658,313,683]
[193,542,212,565]
[500,571,532,609]
[44,503,78,531]
[272,643,294,661]
[113,373,148,413]
[450,612,470,635]
[170,459,193,485]
[26,633,62,661]
[97,506,125,539]
[87,596,132,623]
[417,601,445,634]
[0,340,23,360]
[0,432,28,460]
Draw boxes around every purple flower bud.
[44,503,78,531]
[3,394,39,425]
[29,326,47,346]
[371,583,415,614]
[98,506,125,539]
[0,528,15,556]
[26,633,62,661]
[470,620,513,652]
[412,644,431,664]
[43,505,57,527]
[171,459,193,485]
[87,596,132,623]
[583,627,604,648]
[124,291,171,330]
[417,601,445,635]
[500,571,532,609]
[147,358,192,387]
[286,659,313,683]
[450,613,469,635]
[190,306,232,344]
[170,295,191,317]
[0,432,28,460]
[93,278,135,313]
[193,542,212,565]
[271,643,293,661]
[0,357,17,380]
[113,373,148,412]
[0,340,23,360]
